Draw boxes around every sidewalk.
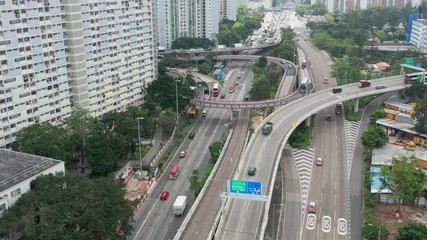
[141,127,163,166]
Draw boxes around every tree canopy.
[396,223,427,240]
[0,173,134,239]
[380,156,426,205]
[361,126,388,148]
[171,37,215,50]
[12,123,72,164]
[145,74,195,112]
[217,6,261,45]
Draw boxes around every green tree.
[12,123,72,164]
[171,37,215,49]
[158,108,177,138]
[189,170,202,197]
[396,223,427,240]
[0,173,134,239]
[258,55,268,68]
[376,30,387,43]
[362,217,389,240]
[86,131,127,176]
[369,108,386,124]
[145,75,195,111]
[361,126,388,148]
[209,141,224,163]
[249,73,271,100]
[380,156,426,207]
[63,108,97,168]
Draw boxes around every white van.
[201,110,208,117]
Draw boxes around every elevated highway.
[191,55,300,109]
[217,75,409,240]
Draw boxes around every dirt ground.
[374,204,427,239]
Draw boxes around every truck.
[301,60,307,69]
[232,43,243,48]
[217,45,226,49]
[358,80,371,88]
[173,196,187,216]
[262,122,273,135]
[335,103,343,114]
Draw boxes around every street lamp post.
[137,117,144,170]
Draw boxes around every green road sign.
[405,58,414,65]
[230,180,247,193]
[417,74,424,83]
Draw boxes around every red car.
[179,150,187,158]
[160,191,169,201]
[308,202,316,213]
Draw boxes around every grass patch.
[346,111,362,121]
[360,96,374,108]
[140,144,152,159]
[288,124,313,148]
[201,161,215,183]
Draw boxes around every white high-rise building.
[247,0,272,10]
[220,0,237,21]
[410,19,427,52]
[62,0,157,116]
[0,0,72,148]
[157,0,220,49]
[0,0,157,147]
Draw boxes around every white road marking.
[306,214,316,230]
[322,216,331,233]
[337,218,347,235]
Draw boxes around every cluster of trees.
[197,53,217,75]
[13,74,195,176]
[189,141,224,197]
[267,28,297,63]
[361,126,389,148]
[248,56,283,100]
[0,174,134,239]
[171,37,215,50]
[217,6,261,46]
[380,156,427,206]
[362,155,427,240]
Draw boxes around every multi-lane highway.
[217,74,407,240]
[129,61,255,240]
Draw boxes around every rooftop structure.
[372,143,415,165]
[0,149,64,214]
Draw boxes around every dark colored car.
[332,88,342,93]
[325,115,331,121]
[189,132,195,139]
[375,86,386,90]
[220,93,226,99]
[248,167,257,176]
[244,94,249,101]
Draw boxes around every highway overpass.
[216,75,409,240]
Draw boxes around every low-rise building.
[0,149,64,217]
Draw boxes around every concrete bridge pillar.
[397,89,404,99]
[354,98,360,113]
[305,115,311,126]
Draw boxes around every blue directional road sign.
[228,180,262,195]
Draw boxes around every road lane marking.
[306,214,316,230]
[322,216,331,233]
[337,218,347,235]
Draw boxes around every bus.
[169,164,179,180]
[299,77,312,93]
[212,83,220,97]
[404,72,426,84]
